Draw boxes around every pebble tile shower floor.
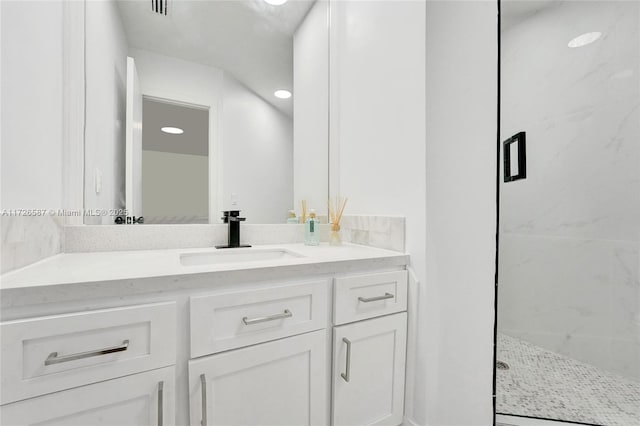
[496,333,640,425]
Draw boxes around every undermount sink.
[179,248,305,267]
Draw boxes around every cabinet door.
[332,313,407,426]
[189,330,328,426]
[0,366,175,426]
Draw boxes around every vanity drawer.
[0,302,176,405]
[190,281,328,357]
[333,271,407,325]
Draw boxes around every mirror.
[83,0,329,225]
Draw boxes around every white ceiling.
[501,0,558,31]
[116,0,317,116]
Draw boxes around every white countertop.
[0,243,408,307]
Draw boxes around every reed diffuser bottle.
[329,197,348,246]
[304,209,320,246]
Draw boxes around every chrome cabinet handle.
[200,374,207,426]
[341,337,351,382]
[358,293,394,303]
[44,339,129,366]
[242,309,292,325]
[157,381,164,426]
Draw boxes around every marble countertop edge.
[0,243,409,307]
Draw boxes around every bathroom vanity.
[0,244,410,426]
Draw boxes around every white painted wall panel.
[332,0,498,423]
[84,0,128,224]
[293,0,329,217]
[423,1,497,424]
[1,0,64,210]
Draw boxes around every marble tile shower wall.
[1,216,64,274]
[498,1,640,380]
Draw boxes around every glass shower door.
[496,1,640,425]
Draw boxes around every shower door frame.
[493,2,628,425]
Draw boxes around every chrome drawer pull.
[44,339,130,366]
[358,292,394,303]
[242,309,292,325]
[341,337,352,382]
[158,381,164,426]
[200,374,207,426]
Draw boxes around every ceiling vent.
[152,0,170,16]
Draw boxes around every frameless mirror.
[83,0,329,224]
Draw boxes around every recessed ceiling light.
[264,0,287,5]
[161,126,184,135]
[568,32,602,48]
[274,90,292,99]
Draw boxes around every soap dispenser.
[287,210,299,224]
[304,209,320,246]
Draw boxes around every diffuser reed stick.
[301,200,308,224]
[328,196,348,245]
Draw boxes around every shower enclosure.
[496,1,640,425]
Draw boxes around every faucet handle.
[225,210,245,222]
[221,211,247,223]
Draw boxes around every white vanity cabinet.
[0,302,176,404]
[332,313,407,426]
[183,270,408,426]
[0,302,177,426]
[1,262,410,426]
[187,280,330,426]
[189,281,328,357]
[331,271,409,426]
[1,366,175,426]
[188,330,328,426]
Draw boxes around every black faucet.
[215,210,251,249]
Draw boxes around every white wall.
[293,0,329,216]
[498,0,640,380]
[221,74,293,224]
[1,1,67,273]
[423,2,497,424]
[334,1,497,424]
[333,0,426,235]
[129,48,293,224]
[83,0,128,224]
[1,0,64,210]
[330,0,427,420]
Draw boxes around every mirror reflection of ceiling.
[142,98,209,156]
[501,0,558,31]
[116,0,317,117]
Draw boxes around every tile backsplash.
[340,215,405,252]
[0,215,405,271]
[64,216,405,254]
[64,224,330,253]
[1,216,64,273]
